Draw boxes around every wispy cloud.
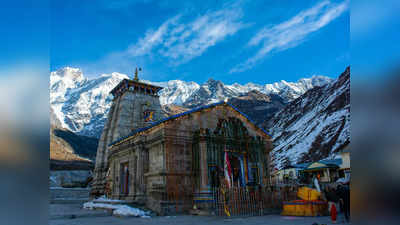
[79,3,247,77]
[230,0,349,73]
[127,15,181,57]
[126,6,246,65]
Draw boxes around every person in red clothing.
[331,202,337,223]
[324,184,340,215]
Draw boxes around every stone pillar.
[263,142,270,186]
[112,160,117,198]
[199,138,209,191]
[128,151,137,201]
[135,144,146,203]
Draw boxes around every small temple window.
[143,110,154,122]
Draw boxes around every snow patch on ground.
[83,196,150,218]
[113,206,151,218]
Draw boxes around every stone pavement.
[50,204,112,220]
[50,203,350,225]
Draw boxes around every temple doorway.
[120,162,129,196]
[229,153,246,187]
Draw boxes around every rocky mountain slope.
[228,90,286,125]
[161,104,189,117]
[50,126,97,170]
[50,67,332,138]
[161,90,287,125]
[50,105,98,170]
[265,67,350,169]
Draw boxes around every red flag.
[224,151,232,188]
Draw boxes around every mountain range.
[50,67,332,138]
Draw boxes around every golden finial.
[134,67,141,82]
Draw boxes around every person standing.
[337,182,350,222]
[325,184,340,222]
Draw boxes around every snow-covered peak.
[204,78,225,90]
[298,75,333,89]
[50,68,128,136]
[149,80,200,105]
[100,72,129,80]
[205,78,220,85]
[50,67,86,98]
[51,67,84,82]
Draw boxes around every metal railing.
[212,185,298,217]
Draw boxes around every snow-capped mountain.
[265,67,350,169]
[183,78,238,107]
[183,76,333,107]
[50,67,129,137]
[150,80,200,106]
[50,67,333,138]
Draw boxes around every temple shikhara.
[91,69,273,215]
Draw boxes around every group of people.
[323,180,350,223]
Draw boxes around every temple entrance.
[229,153,246,187]
[191,117,269,216]
[209,152,248,189]
[120,162,129,196]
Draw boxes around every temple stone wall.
[91,87,163,197]
[97,99,272,215]
[162,105,269,139]
[143,129,167,213]
[109,147,137,201]
[91,101,117,196]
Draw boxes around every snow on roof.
[109,101,271,147]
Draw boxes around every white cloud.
[230,0,349,73]
[126,6,246,65]
[127,15,181,57]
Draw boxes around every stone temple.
[91,71,273,215]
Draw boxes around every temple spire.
[134,67,141,82]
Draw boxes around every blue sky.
[51,0,350,84]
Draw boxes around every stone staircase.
[50,187,90,204]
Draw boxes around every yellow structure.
[281,200,328,217]
[281,186,327,217]
[297,187,321,201]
